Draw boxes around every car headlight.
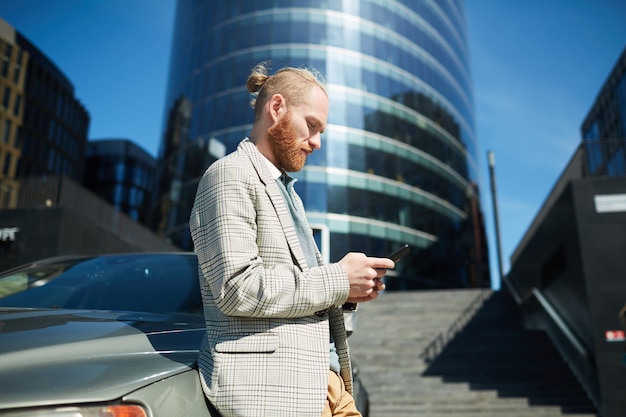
[0,405,147,417]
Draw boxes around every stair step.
[348,289,599,417]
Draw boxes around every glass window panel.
[2,153,11,176]
[347,94,364,129]
[308,21,326,45]
[2,119,11,144]
[2,86,10,109]
[115,163,125,181]
[289,12,308,43]
[304,181,327,212]
[13,94,21,116]
[328,92,347,126]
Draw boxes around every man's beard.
[267,111,308,172]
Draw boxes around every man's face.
[267,86,328,172]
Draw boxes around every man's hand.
[339,252,395,303]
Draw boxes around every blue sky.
[1,1,625,289]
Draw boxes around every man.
[190,62,394,417]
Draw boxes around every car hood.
[0,308,205,409]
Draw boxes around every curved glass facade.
[156,0,490,288]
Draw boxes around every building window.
[2,86,10,110]
[48,148,56,171]
[2,152,11,176]
[13,50,23,84]
[14,127,21,148]
[2,119,11,144]
[13,94,21,116]
[115,163,125,182]
[1,44,11,77]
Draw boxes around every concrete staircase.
[348,289,598,417]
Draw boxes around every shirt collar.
[257,146,295,185]
[259,151,283,180]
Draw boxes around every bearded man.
[190,62,394,417]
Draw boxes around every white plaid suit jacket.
[190,139,354,417]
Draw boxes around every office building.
[155,0,490,288]
[581,46,626,177]
[507,46,626,417]
[0,17,26,209]
[507,145,626,417]
[0,175,177,272]
[0,19,173,271]
[84,139,156,225]
[0,17,90,209]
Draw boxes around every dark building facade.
[508,47,626,417]
[84,139,156,225]
[0,18,90,210]
[0,175,177,272]
[581,46,626,177]
[154,0,490,288]
[507,146,626,417]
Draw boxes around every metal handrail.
[529,288,599,410]
[420,289,491,363]
[531,288,588,357]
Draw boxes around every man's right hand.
[338,252,395,303]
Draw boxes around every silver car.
[0,252,368,417]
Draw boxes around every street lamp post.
[488,150,504,285]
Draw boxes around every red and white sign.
[605,330,625,342]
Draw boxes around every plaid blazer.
[190,139,353,417]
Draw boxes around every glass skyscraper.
[155,0,490,288]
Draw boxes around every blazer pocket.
[215,332,279,353]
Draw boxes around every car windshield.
[0,253,203,316]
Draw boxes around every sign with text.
[594,194,626,213]
[605,330,625,342]
[0,227,19,242]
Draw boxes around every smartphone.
[386,244,410,262]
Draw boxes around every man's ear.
[269,94,286,122]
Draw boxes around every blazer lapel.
[240,140,311,271]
